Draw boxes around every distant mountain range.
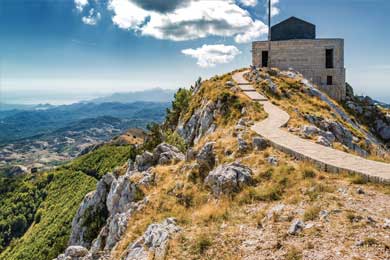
[89,88,176,104]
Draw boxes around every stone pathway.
[233,71,390,183]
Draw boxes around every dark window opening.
[326,49,334,68]
[327,76,333,85]
[262,51,268,67]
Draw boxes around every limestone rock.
[301,125,320,137]
[316,136,331,147]
[267,156,278,166]
[125,218,181,260]
[252,136,269,151]
[375,119,390,141]
[177,101,216,145]
[65,246,89,258]
[69,173,114,248]
[288,219,305,235]
[237,137,249,152]
[135,151,154,171]
[205,163,253,196]
[153,143,185,165]
[196,142,216,174]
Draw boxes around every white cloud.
[75,0,88,12]
[108,0,149,30]
[108,0,269,43]
[182,44,241,68]
[82,8,101,25]
[270,0,280,17]
[235,20,268,43]
[238,0,258,7]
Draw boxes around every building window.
[327,76,333,85]
[326,49,334,68]
[262,51,268,67]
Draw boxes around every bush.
[164,130,187,153]
[194,234,212,254]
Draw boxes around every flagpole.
[268,0,272,68]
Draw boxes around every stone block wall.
[252,39,346,101]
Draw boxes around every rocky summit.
[1,69,390,260]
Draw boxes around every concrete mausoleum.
[252,17,346,101]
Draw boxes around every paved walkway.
[233,71,390,183]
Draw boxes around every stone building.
[252,17,346,101]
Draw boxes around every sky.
[0,0,389,104]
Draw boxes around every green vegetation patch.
[68,144,137,178]
[0,170,96,260]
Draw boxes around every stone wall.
[252,39,346,101]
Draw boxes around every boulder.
[375,119,390,141]
[196,142,216,174]
[252,136,269,151]
[288,219,305,235]
[153,143,185,165]
[301,125,320,137]
[225,81,235,87]
[134,151,154,171]
[237,137,249,152]
[125,218,181,260]
[266,156,278,166]
[65,246,89,258]
[205,163,253,196]
[316,136,331,147]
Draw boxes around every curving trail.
[233,70,390,184]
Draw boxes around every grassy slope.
[107,71,390,260]
[0,144,136,260]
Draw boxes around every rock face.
[205,163,253,196]
[124,218,181,260]
[60,168,152,259]
[69,173,114,248]
[177,101,216,145]
[135,143,184,171]
[196,142,216,175]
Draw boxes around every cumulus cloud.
[108,0,149,30]
[82,8,101,25]
[182,44,241,68]
[131,0,191,13]
[270,0,280,17]
[74,0,281,43]
[75,0,88,12]
[108,0,268,43]
[235,20,268,43]
[238,0,258,7]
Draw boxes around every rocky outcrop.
[344,85,390,143]
[301,116,369,156]
[252,136,269,151]
[196,142,216,175]
[56,246,89,260]
[205,163,253,196]
[69,174,114,248]
[152,143,185,165]
[59,168,152,259]
[124,218,181,260]
[177,101,216,145]
[134,143,184,171]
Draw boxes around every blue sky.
[0,0,389,104]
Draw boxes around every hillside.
[0,102,169,174]
[1,69,389,260]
